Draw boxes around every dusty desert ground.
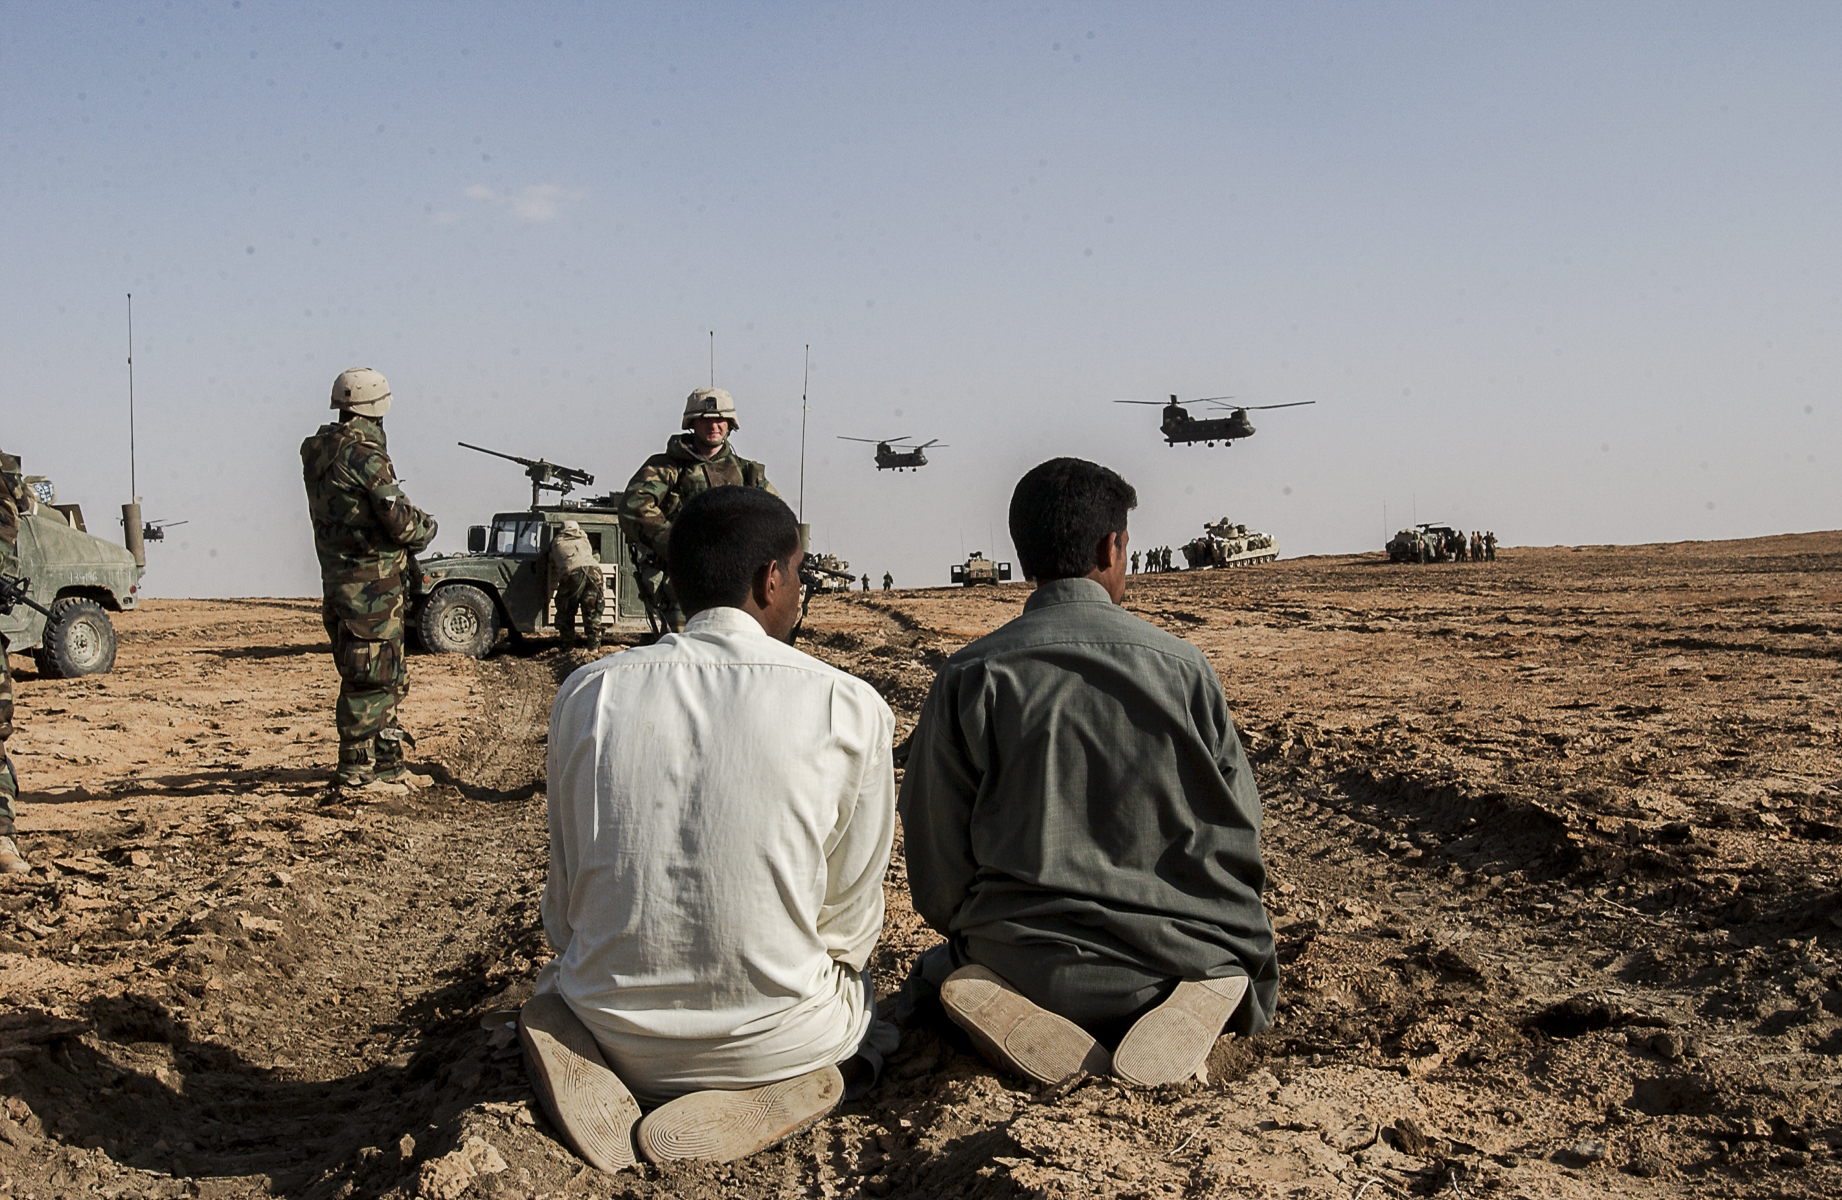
[2,532,1840,1199]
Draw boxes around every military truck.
[950,551,1013,586]
[1179,519,1279,569]
[410,504,653,657]
[1,476,145,677]
[1387,523,1463,563]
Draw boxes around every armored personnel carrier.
[1,474,144,677]
[1179,519,1278,569]
[950,551,1013,586]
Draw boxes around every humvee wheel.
[420,584,499,658]
[33,597,117,678]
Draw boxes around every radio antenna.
[798,344,810,522]
[127,293,137,502]
[709,330,714,387]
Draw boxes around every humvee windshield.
[490,516,546,557]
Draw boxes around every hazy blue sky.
[4,1,1836,596]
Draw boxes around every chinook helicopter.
[1115,395,1316,447]
[836,436,947,471]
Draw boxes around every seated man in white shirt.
[519,485,899,1171]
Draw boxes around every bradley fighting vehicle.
[802,552,856,593]
[408,444,652,656]
[0,474,145,677]
[1179,519,1279,569]
[950,551,1013,586]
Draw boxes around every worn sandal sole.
[1111,975,1249,1087]
[939,964,1110,1086]
[636,1064,844,1163]
[518,993,640,1172]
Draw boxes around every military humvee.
[950,551,1013,586]
[2,477,145,677]
[409,505,651,657]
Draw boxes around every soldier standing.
[0,449,30,873]
[617,388,776,633]
[1485,530,1497,562]
[301,368,438,794]
[882,571,893,591]
[861,573,871,591]
[549,520,603,653]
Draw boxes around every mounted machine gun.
[458,442,595,508]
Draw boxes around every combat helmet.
[330,367,392,418]
[682,387,739,431]
[560,520,583,535]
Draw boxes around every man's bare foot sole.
[636,1065,843,1163]
[1111,976,1248,1087]
[939,964,1110,1086]
[518,993,639,1172]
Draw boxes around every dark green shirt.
[899,577,1278,1035]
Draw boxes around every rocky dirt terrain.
[2,532,1839,1199]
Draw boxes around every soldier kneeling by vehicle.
[549,520,603,653]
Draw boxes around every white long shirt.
[537,606,896,1105]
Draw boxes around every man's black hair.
[667,486,801,614]
[1007,457,1137,581]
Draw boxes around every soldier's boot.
[334,741,375,788]
[373,728,433,789]
[0,837,28,876]
[332,741,408,798]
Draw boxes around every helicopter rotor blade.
[1192,395,1236,403]
[1240,401,1317,410]
[914,439,943,449]
[837,435,912,443]
[1111,399,1171,406]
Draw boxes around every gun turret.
[458,442,595,508]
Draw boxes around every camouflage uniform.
[882,572,893,591]
[617,435,776,631]
[301,416,437,785]
[0,450,25,842]
[548,525,604,650]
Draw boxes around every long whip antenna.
[709,330,714,387]
[127,293,137,502]
[798,344,810,522]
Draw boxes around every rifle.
[457,442,595,508]
[0,574,53,620]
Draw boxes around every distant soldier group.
[1131,546,1175,573]
[1421,529,1497,564]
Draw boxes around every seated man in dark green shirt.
[897,457,1278,1087]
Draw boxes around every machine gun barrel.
[0,573,54,620]
[458,442,595,507]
